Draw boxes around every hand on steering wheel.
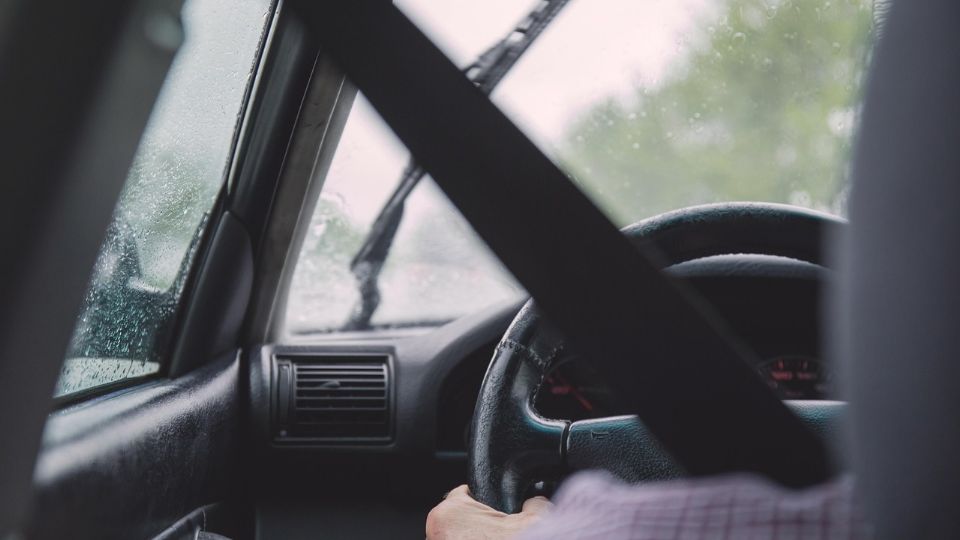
[426,485,551,540]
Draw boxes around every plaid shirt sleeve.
[518,472,871,540]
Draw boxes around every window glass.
[285,0,873,334]
[55,0,272,398]
[284,97,522,334]
[408,0,873,223]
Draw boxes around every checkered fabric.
[519,472,870,540]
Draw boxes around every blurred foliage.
[64,143,216,370]
[559,0,873,226]
[120,144,221,289]
[286,194,366,330]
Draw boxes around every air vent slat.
[296,392,385,399]
[296,395,385,401]
[297,377,383,382]
[274,354,392,444]
[296,412,387,418]
[296,364,383,369]
[297,405,387,414]
[296,371,383,376]
[297,375,383,386]
[296,403,385,409]
[297,369,383,375]
[297,387,384,392]
[297,367,384,372]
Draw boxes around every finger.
[521,496,553,515]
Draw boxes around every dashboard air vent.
[273,354,391,444]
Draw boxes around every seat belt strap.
[297,1,830,487]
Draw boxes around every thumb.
[521,496,553,515]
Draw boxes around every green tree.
[560,0,873,226]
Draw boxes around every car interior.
[1,0,958,538]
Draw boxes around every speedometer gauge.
[536,361,620,421]
[758,355,829,400]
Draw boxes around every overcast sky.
[320,0,718,225]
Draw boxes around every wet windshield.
[284,0,873,335]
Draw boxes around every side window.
[54,0,273,399]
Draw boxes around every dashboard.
[537,353,828,422]
[434,254,829,451]
[253,253,831,486]
[244,253,835,540]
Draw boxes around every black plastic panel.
[28,354,242,540]
[171,211,255,376]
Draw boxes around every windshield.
[493,0,871,223]
[284,0,873,335]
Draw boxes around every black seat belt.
[296,1,831,487]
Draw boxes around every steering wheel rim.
[468,202,844,513]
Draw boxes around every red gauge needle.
[551,372,595,412]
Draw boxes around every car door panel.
[29,354,243,540]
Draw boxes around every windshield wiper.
[343,0,571,330]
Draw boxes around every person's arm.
[425,485,551,540]
[426,473,869,540]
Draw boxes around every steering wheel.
[467,202,845,513]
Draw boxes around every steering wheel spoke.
[469,338,568,513]
[566,415,683,482]
[565,401,846,484]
